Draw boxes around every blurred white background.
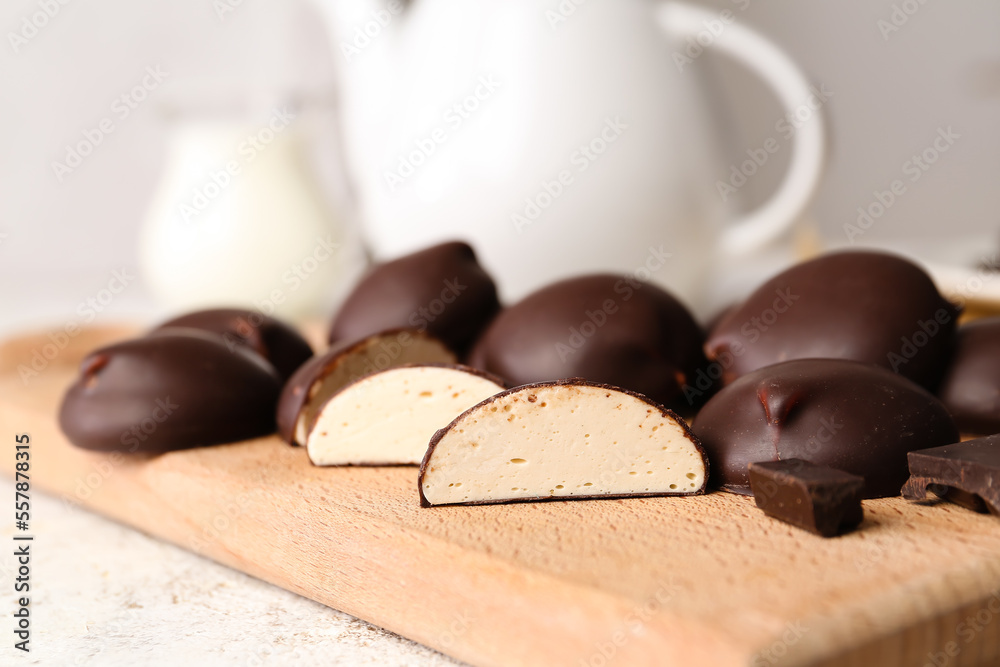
[1,0,998,333]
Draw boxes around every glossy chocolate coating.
[59,331,281,453]
[937,318,1000,435]
[154,308,312,381]
[706,251,960,389]
[467,274,708,413]
[748,459,864,537]
[328,241,500,355]
[901,434,1000,515]
[692,358,959,498]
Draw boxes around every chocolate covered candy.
[155,308,312,381]
[419,380,707,507]
[692,358,959,498]
[307,364,505,466]
[748,459,865,537]
[705,251,959,389]
[277,329,456,446]
[467,275,708,413]
[937,317,1000,435]
[59,331,281,453]
[328,241,500,355]
[902,435,1000,514]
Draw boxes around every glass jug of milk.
[139,100,361,321]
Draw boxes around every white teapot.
[314,0,826,306]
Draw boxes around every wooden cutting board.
[3,325,1000,667]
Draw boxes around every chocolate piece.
[59,331,281,453]
[748,459,865,537]
[418,379,708,507]
[467,275,709,414]
[705,251,960,389]
[154,308,312,382]
[901,434,1000,515]
[277,329,456,445]
[692,358,959,498]
[937,318,1000,435]
[307,364,505,466]
[328,241,500,355]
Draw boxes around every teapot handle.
[656,2,826,256]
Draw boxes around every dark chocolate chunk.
[937,318,1000,435]
[705,251,960,389]
[277,329,455,445]
[154,308,312,382]
[901,434,1000,515]
[692,358,959,498]
[467,274,709,414]
[59,330,281,453]
[748,459,864,537]
[328,241,500,356]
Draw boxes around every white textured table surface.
[0,477,465,666]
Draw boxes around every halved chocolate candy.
[901,434,1000,515]
[154,308,312,382]
[748,459,864,537]
[59,330,281,453]
[276,329,456,446]
[418,380,708,507]
[306,364,505,466]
